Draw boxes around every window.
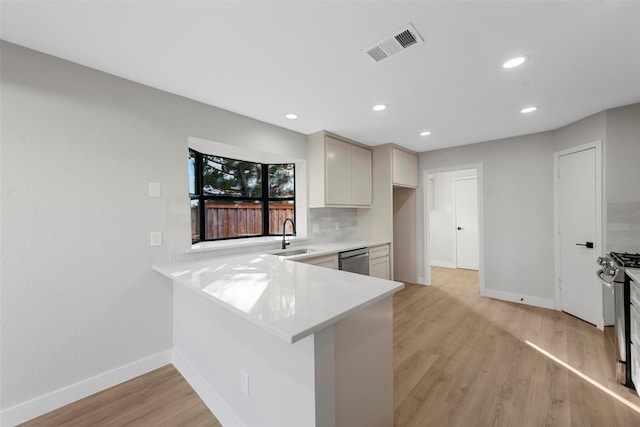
[189,149,295,243]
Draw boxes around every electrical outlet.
[335,223,340,231]
[240,370,249,397]
[150,231,163,247]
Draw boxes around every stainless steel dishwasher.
[339,247,369,276]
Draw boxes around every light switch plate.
[150,231,163,247]
[149,182,161,197]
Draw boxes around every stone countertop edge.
[153,262,404,344]
[153,240,401,344]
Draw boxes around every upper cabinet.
[356,143,419,283]
[349,144,373,205]
[308,131,372,208]
[392,147,418,188]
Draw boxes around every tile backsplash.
[607,202,640,253]
[308,208,358,242]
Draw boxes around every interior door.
[455,178,479,270]
[558,147,599,325]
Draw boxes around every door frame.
[423,163,485,295]
[553,140,604,327]
[453,176,479,270]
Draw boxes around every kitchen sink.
[271,248,314,257]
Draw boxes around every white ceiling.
[2,1,640,152]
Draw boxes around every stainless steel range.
[597,252,640,388]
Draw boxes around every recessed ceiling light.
[520,106,538,114]
[285,113,298,120]
[503,56,527,69]
[372,104,387,111]
[420,131,431,136]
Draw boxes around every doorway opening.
[423,164,485,293]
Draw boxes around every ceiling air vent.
[363,23,423,63]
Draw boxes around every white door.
[557,146,600,326]
[455,178,479,270]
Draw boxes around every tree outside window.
[189,149,295,243]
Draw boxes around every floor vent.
[363,23,423,63]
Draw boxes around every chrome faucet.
[281,218,296,250]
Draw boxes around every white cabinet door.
[632,343,640,396]
[633,278,640,395]
[307,131,372,208]
[631,302,640,349]
[370,257,390,280]
[299,254,339,270]
[351,145,372,206]
[369,245,390,280]
[325,137,352,205]
[392,148,418,188]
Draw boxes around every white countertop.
[628,268,640,284]
[154,241,403,344]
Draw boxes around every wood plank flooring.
[20,266,640,426]
[393,267,640,426]
[18,364,221,427]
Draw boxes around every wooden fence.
[192,202,294,240]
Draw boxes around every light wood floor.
[21,266,640,426]
[19,364,221,427]
[394,267,640,426]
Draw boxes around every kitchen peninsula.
[154,251,403,427]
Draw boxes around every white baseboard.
[481,288,556,310]
[1,350,172,427]
[172,349,243,427]
[416,276,429,285]
[430,260,456,268]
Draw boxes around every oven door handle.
[597,270,614,290]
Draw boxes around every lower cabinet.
[632,342,640,397]
[297,245,391,279]
[369,244,390,280]
[631,276,640,396]
[299,253,339,270]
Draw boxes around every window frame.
[190,148,295,243]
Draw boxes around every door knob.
[457,227,463,231]
[576,242,594,249]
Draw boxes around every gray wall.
[551,103,640,252]
[418,103,640,303]
[0,41,309,409]
[553,110,606,152]
[606,103,640,252]
[418,132,557,301]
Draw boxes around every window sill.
[188,235,309,254]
